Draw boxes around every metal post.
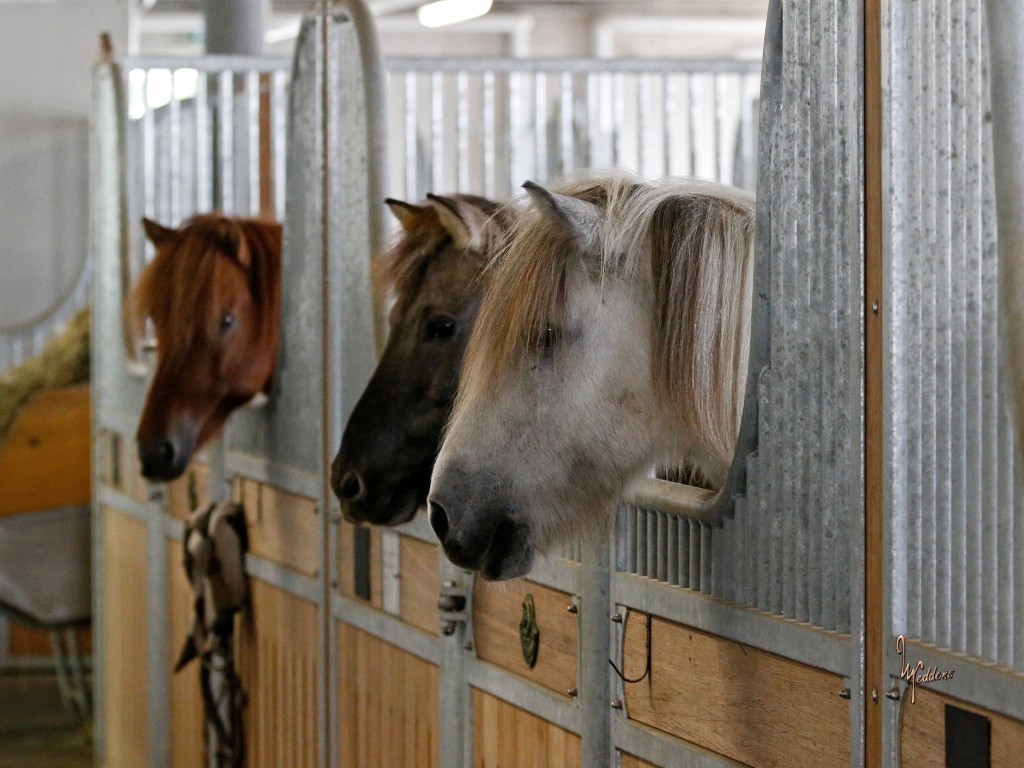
[203,0,267,55]
[579,538,611,767]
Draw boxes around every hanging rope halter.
[174,500,249,768]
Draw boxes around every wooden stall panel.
[338,624,440,768]
[167,540,205,768]
[472,689,581,768]
[399,535,439,636]
[0,385,90,516]
[237,579,319,768]
[900,687,1024,768]
[622,612,850,768]
[473,579,577,697]
[167,462,212,521]
[102,507,149,768]
[233,477,318,577]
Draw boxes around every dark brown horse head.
[331,193,509,525]
[130,214,282,481]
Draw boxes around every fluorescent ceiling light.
[417,0,493,28]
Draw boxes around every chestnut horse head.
[330,193,509,525]
[129,214,282,481]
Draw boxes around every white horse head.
[429,173,755,580]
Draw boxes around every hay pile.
[0,307,90,448]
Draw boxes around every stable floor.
[0,671,92,768]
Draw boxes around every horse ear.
[385,198,430,232]
[235,219,281,270]
[426,193,495,252]
[143,217,177,248]
[521,181,600,241]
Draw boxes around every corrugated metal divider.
[610,1,866,764]
[884,0,1024,761]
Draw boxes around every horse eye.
[426,316,457,340]
[531,324,559,354]
[221,313,236,331]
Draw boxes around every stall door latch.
[438,577,472,638]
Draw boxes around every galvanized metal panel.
[886,0,1024,683]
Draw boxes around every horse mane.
[127,214,282,372]
[375,194,510,311]
[463,172,755,470]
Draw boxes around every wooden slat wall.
[102,507,149,768]
[473,579,577,697]
[0,385,90,516]
[338,623,440,768]
[622,612,850,768]
[167,540,206,768]
[900,688,1024,768]
[399,536,439,636]
[472,689,581,768]
[236,578,319,768]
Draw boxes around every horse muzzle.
[138,433,193,481]
[427,484,533,581]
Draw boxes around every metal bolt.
[871,688,878,704]
[441,621,457,636]
[566,604,578,614]
[443,580,457,589]
[838,688,851,700]
[566,688,578,698]
[872,300,879,315]
[885,686,901,701]
[463,641,474,651]
[330,579,339,589]
[610,613,623,623]
[610,699,623,710]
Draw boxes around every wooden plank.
[233,478,319,578]
[399,536,439,636]
[167,539,205,768]
[236,578,319,768]
[102,507,149,768]
[472,688,581,768]
[622,612,850,768]
[0,385,90,516]
[473,579,577,698]
[167,463,211,521]
[900,687,1024,768]
[338,623,440,768]
[864,0,884,764]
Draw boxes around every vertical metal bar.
[624,508,636,574]
[612,71,624,168]
[655,512,667,583]
[635,509,647,577]
[219,69,234,212]
[688,520,700,591]
[247,69,261,216]
[142,71,157,225]
[534,71,547,182]
[665,514,679,586]
[510,70,524,187]
[456,70,469,192]
[662,73,675,177]
[559,71,574,177]
[404,71,417,200]
[578,540,611,768]
[196,71,213,211]
[431,71,444,192]
[168,71,182,223]
[637,72,650,177]
[273,69,288,219]
[483,70,496,198]
[713,73,724,181]
[645,508,657,580]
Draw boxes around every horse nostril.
[338,470,366,502]
[158,439,175,466]
[428,499,449,543]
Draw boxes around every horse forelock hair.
[128,214,281,368]
[376,194,509,314]
[462,172,755,470]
